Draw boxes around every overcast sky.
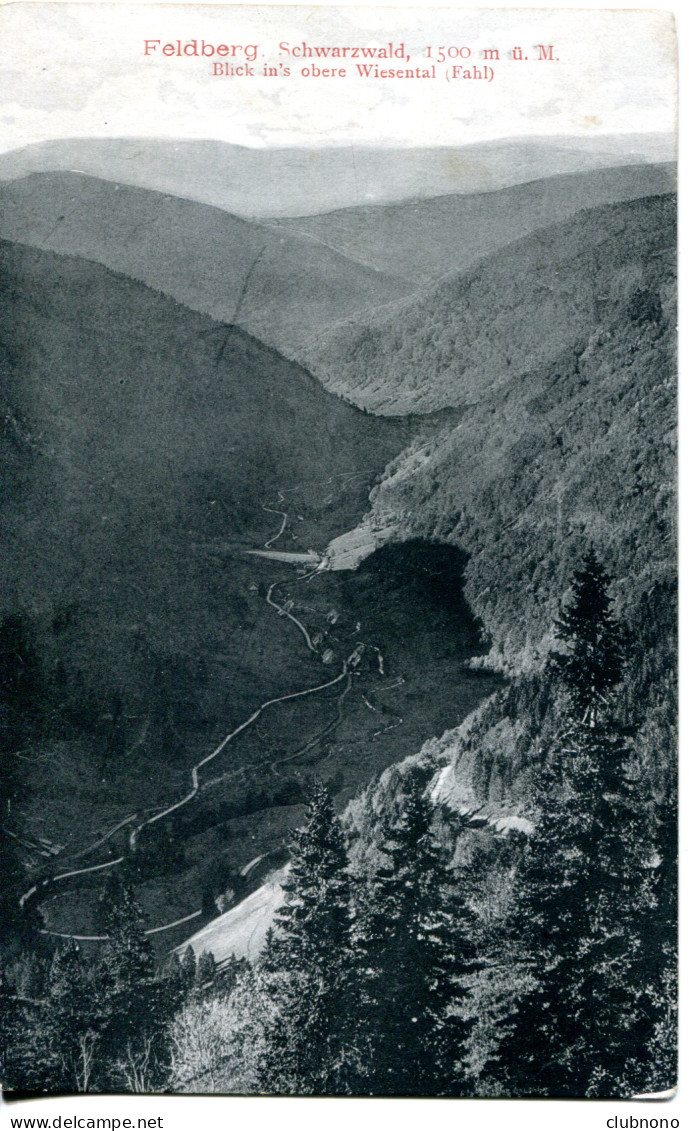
[0,5,677,156]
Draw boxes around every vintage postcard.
[0,3,677,1102]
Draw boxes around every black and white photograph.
[0,3,678,1104]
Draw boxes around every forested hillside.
[273,163,674,282]
[149,187,676,1098]
[0,238,406,706]
[0,165,673,373]
[0,174,411,359]
[303,194,674,413]
[0,175,676,1099]
[339,194,676,668]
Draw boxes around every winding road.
[17,490,376,940]
[262,493,289,549]
[129,657,354,849]
[265,579,320,653]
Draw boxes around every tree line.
[1,553,676,1096]
[167,552,676,1097]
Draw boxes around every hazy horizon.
[0,132,675,219]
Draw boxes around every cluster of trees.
[1,554,676,1097]
[167,553,675,1097]
[0,876,224,1093]
[168,773,477,1095]
[491,552,675,1096]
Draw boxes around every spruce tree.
[98,873,154,994]
[96,874,166,1089]
[45,943,100,1091]
[552,549,624,723]
[494,555,660,1096]
[196,950,216,993]
[355,766,478,1096]
[5,943,100,1092]
[274,781,351,972]
[180,945,197,993]
[257,781,357,1094]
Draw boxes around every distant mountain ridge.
[302,193,676,413]
[0,163,674,369]
[0,173,411,360]
[0,133,675,217]
[270,162,675,283]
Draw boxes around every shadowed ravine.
[19,467,501,948]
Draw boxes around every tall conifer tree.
[96,874,166,1089]
[257,781,357,1094]
[552,549,624,723]
[355,767,478,1096]
[494,553,660,1096]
